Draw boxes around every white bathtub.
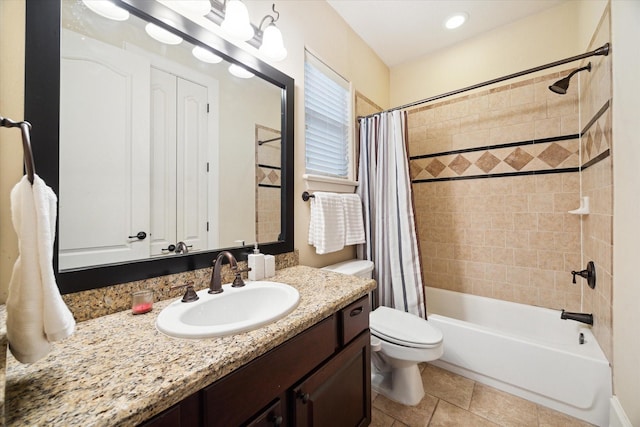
[425,287,612,426]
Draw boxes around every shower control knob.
[128,231,147,240]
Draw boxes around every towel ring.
[1,115,36,184]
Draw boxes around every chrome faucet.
[175,241,190,254]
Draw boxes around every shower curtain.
[357,110,426,318]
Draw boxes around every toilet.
[323,260,444,406]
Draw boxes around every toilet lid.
[370,306,443,348]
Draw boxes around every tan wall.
[264,0,390,268]
[0,0,25,303]
[611,0,640,424]
[390,1,586,107]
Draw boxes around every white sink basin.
[156,281,300,339]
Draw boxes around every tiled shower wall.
[409,4,613,361]
[256,126,282,243]
[409,71,584,311]
[580,7,613,361]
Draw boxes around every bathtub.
[425,287,612,426]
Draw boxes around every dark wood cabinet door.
[139,392,201,427]
[292,331,371,427]
[245,398,285,427]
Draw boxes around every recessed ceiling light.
[82,0,129,21]
[444,13,468,30]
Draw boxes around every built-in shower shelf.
[568,196,590,215]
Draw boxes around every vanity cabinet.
[140,295,371,427]
[292,331,370,427]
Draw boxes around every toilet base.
[371,362,425,406]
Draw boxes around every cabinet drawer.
[339,295,370,346]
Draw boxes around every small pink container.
[132,290,153,314]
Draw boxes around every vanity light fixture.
[221,0,255,41]
[444,12,468,30]
[228,63,255,79]
[145,19,183,45]
[258,5,287,61]
[82,0,129,21]
[203,1,288,62]
[192,46,223,63]
[165,0,212,17]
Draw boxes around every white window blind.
[304,51,351,178]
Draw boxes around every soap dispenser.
[248,243,265,281]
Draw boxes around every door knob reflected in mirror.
[128,231,147,240]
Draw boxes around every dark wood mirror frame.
[24,0,294,294]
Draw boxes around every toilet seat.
[370,306,443,349]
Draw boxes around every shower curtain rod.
[359,42,610,120]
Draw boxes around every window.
[304,50,352,179]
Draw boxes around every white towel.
[341,193,366,245]
[308,192,345,254]
[6,175,76,364]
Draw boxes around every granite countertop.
[4,266,376,426]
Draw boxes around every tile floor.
[371,363,596,427]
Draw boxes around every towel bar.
[302,191,315,202]
[1,115,36,184]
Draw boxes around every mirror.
[25,0,294,293]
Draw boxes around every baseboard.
[610,396,633,427]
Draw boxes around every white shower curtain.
[357,110,426,318]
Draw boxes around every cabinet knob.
[268,414,283,426]
[350,306,364,317]
[298,391,310,404]
[162,244,176,253]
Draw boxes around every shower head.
[549,62,592,95]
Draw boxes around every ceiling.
[326,0,565,67]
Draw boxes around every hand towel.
[308,192,345,254]
[340,193,366,245]
[6,175,76,364]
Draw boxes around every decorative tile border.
[410,135,579,182]
[581,101,611,168]
[257,163,281,187]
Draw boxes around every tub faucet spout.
[561,309,593,325]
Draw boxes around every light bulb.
[192,46,222,64]
[259,24,287,61]
[167,0,211,16]
[82,0,129,21]
[145,20,183,45]
[228,64,254,79]
[221,0,254,41]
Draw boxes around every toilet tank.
[322,260,374,279]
